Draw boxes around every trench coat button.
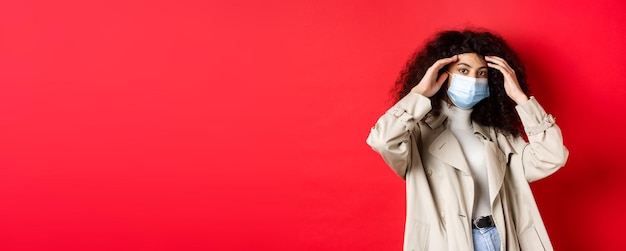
[426,168,433,177]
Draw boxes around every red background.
[1,0,625,250]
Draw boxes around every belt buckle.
[473,216,490,230]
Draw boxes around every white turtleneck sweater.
[441,102,491,219]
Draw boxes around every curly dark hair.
[392,28,530,137]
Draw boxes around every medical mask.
[446,72,490,109]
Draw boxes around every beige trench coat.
[366,93,568,251]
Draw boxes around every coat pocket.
[518,226,546,251]
[405,220,429,251]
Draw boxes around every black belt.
[472,215,495,229]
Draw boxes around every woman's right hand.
[410,55,458,97]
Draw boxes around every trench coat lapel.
[428,129,471,175]
[474,123,507,205]
[425,115,508,205]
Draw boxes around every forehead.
[454,53,487,67]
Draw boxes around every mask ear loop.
[445,55,457,79]
[445,71,454,81]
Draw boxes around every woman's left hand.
[485,56,529,105]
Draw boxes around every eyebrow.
[457,62,488,70]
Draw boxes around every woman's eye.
[458,69,468,74]
[479,71,487,76]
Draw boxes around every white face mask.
[446,72,490,109]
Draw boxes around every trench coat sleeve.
[514,97,569,182]
[366,92,432,179]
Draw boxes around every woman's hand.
[410,55,458,97]
[485,55,529,105]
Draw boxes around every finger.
[488,62,518,85]
[487,62,508,75]
[486,59,514,75]
[485,56,513,71]
[435,72,449,87]
[485,55,506,64]
[431,55,458,71]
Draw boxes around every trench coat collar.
[424,112,491,142]
[425,112,494,176]
[426,112,509,203]
[428,129,471,175]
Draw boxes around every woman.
[366,29,568,251]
